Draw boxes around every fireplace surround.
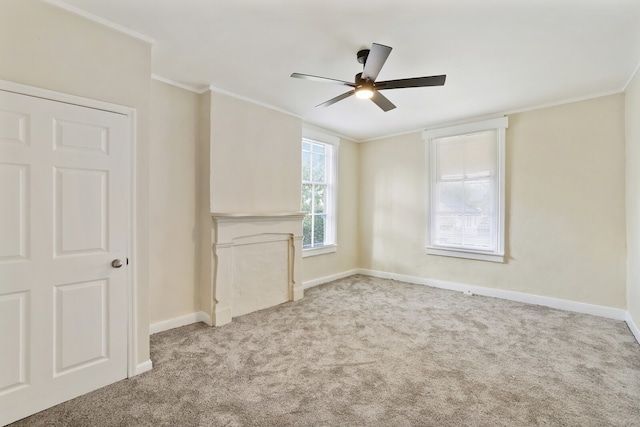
[208,212,306,326]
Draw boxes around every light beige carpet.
[12,275,640,426]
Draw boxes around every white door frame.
[0,79,140,378]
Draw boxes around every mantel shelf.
[211,212,306,222]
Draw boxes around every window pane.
[464,180,492,213]
[302,141,311,152]
[437,181,464,213]
[437,138,464,180]
[465,131,496,178]
[314,185,326,214]
[434,213,462,246]
[301,184,312,212]
[302,151,311,181]
[312,144,325,154]
[462,214,493,249]
[302,215,312,247]
[313,214,325,246]
[312,153,325,182]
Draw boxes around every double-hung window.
[301,127,338,256]
[423,117,508,262]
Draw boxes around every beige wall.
[626,72,640,325]
[0,0,152,363]
[149,80,202,323]
[360,94,627,309]
[302,139,360,282]
[209,92,302,213]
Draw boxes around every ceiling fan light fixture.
[355,86,374,99]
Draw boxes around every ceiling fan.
[291,43,446,112]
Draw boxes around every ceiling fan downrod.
[357,49,370,65]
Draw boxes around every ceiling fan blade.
[376,75,446,90]
[291,73,356,87]
[370,90,396,112]
[316,90,355,108]
[362,43,392,82]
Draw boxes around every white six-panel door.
[0,90,129,425]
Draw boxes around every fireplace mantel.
[207,212,306,326]
[211,212,307,221]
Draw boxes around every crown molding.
[42,0,155,44]
[151,74,207,94]
[208,85,301,119]
[623,59,640,92]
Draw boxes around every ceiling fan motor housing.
[355,72,374,89]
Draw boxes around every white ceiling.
[53,0,640,141]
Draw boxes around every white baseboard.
[303,269,360,289]
[212,305,232,327]
[135,359,153,375]
[357,268,627,321]
[626,312,640,345]
[198,311,212,326]
[149,311,211,335]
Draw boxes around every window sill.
[303,244,337,258]
[426,246,504,263]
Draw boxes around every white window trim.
[302,244,338,258]
[302,125,339,256]
[423,117,508,263]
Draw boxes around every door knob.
[111,259,123,268]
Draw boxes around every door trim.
[0,79,141,378]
